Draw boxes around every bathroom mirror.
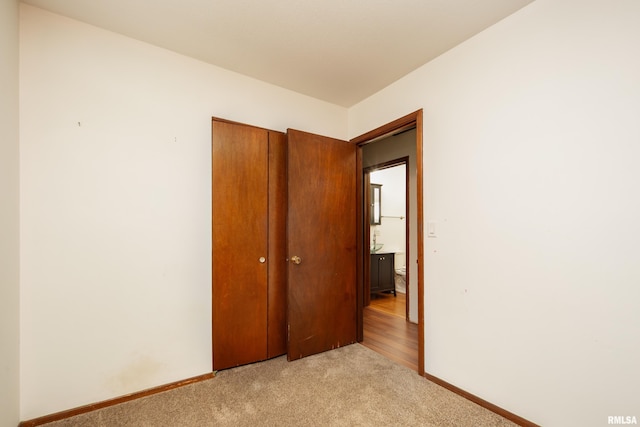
[370,183,382,225]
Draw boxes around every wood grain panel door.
[287,129,357,361]
[212,119,287,370]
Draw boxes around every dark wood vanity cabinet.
[370,253,396,296]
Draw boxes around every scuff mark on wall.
[105,354,165,394]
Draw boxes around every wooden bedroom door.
[286,129,357,361]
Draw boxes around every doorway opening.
[363,158,417,371]
[365,160,410,317]
[352,110,424,375]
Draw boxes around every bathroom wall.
[19,4,347,420]
[370,165,406,256]
[370,165,407,292]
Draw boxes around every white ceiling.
[22,0,534,107]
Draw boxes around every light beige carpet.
[45,344,517,426]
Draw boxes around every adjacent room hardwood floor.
[362,292,419,372]
[369,292,407,318]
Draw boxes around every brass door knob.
[290,255,302,265]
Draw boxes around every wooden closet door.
[212,120,269,370]
[267,131,288,358]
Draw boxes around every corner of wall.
[0,0,21,425]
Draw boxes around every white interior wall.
[363,131,418,322]
[0,0,21,426]
[20,0,640,425]
[370,166,406,255]
[350,0,640,425]
[19,4,347,420]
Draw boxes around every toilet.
[394,252,407,294]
